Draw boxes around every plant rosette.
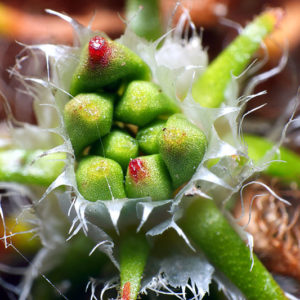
[0,7,293,300]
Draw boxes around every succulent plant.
[0,4,293,300]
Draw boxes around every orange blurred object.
[0,0,233,44]
[0,3,124,43]
[265,1,300,61]
[161,0,229,26]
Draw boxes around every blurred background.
[1,0,300,299]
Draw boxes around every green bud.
[136,120,166,154]
[69,36,151,96]
[115,81,180,127]
[158,114,207,188]
[63,93,114,156]
[125,0,162,41]
[125,154,172,201]
[90,129,139,171]
[76,156,126,201]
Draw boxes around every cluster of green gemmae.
[67,37,207,201]
[61,9,287,300]
[1,7,296,300]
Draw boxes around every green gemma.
[125,154,172,201]
[158,114,207,188]
[64,93,114,156]
[115,81,180,127]
[90,129,139,171]
[136,120,166,154]
[76,156,126,201]
[69,36,151,96]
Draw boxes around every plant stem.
[0,149,65,186]
[192,9,281,108]
[125,0,162,41]
[180,196,287,300]
[119,231,149,300]
[245,134,300,185]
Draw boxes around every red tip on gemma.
[88,36,111,66]
[121,282,130,300]
[128,158,148,183]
